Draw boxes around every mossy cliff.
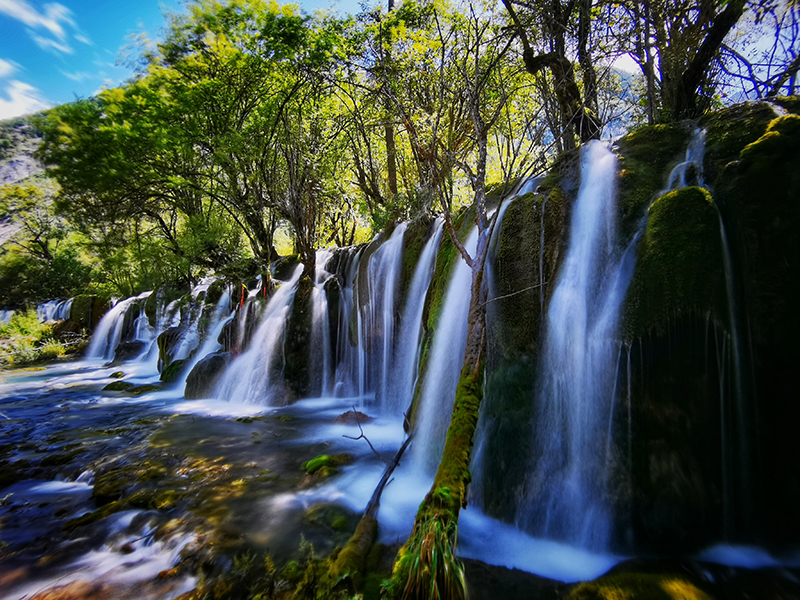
[713,111,800,543]
[623,186,725,339]
[476,185,569,520]
[615,101,800,552]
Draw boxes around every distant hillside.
[0,116,45,249]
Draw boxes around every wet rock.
[184,352,231,399]
[103,381,134,392]
[113,341,145,363]
[160,359,188,384]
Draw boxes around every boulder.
[184,352,232,399]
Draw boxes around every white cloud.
[74,33,91,45]
[0,0,77,53]
[612,53,640,75]
[60,69,94,82]
[0,58,16,78]
[31,30,73,53]
[0,79,50,120]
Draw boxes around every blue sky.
[0,0,373,121]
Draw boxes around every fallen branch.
[326,430,413,592]
[343,405,385,464]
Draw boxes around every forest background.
[0,0,797,307]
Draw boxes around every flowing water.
[515,141,633,550]
[214,266,304,405]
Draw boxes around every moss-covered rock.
[700,101,776,186]
[302,453,354,477]
[102,381,134,392]
[185,352,231,399]
[69,295,110,331]
[569,571,712,600]
[128,384,162,396]
[160,358,188,383]
[399,216,437,306]
[771,95,800,115]
[623,187,725,339]
[284,275,314,399]
[616,124,691,240]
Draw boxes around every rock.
[113,341,145,362]
[69,295,111,331]
[184,352,232,399]
[160,359,188,383]
[283,275,314,399]
[52,319,81,339]
[103,381,134,392]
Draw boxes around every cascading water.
[409,227,478,474]
[516,141,633,550]
[36,299,73,322]
[86,295,144,361]
[214,266,304,405]
[357,223,407,406]
[179,289,233,389]
[310,250,334,397]
[386,220,444,416]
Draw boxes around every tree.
[501,0,603,148]
[374,3,543,597]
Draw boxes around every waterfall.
[37,299,72,322]
[331,248,362,399]
[387,220,444,416]
[214,266,304,405]
[179,289,233,389]
[516,141,633,551]
[409,227,478,474]
[310,250,335,396]
[85,293,149,361]
[360,223,407,406]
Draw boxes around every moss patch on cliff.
[700,101,776,186]
[491,188,566,361]
[623,187,724,339]
[616,124,690,241]
[284,275,314,399]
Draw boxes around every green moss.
[302,453,354,476]
[623,187,725,339]
[616,124,691,240]
[771,95,800,115]
[700,101,776,186]
[160,359,187,383]
[715,114,800,347]
[109,371,125,378]
[569,572,712,600]
[102,381,134,392]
